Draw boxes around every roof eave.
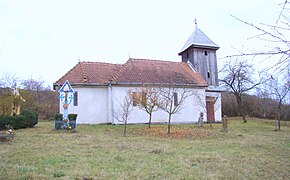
[53,82,108,90]
[53,82,208,90]
[110,82,208,88]
[178,44,220,55]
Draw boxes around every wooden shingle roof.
[54,58,207,87]
[179,27,219,54]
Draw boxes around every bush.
[54,113,63,121]
[68,114,78,121]
[9,115,27,129]
[0,110,38,130]
[54,113,77,129]
[0,116,8,130]
[21,110,38,128]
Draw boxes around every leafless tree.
[131,85,160,128]
[0,73,19,88]
[263,71,290,130]
[21,78,48,91]
[220,59,264,122]
[0,80,4,87]
[113,91,133,136]
[159,86,193,135]
[226,1,289,72]
[21,78,47,103]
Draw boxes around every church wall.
[58,85,209,125]
[111,86,207,124]
[60,86,109,124]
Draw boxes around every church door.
[206,97,215,122]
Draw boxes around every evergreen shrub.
[0,110,38,130]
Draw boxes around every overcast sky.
[0,0,285,87]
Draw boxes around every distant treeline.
[222,91,290,121]
[0,87,58,120]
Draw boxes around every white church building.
[53,26,222,124]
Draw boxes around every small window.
[73,91,78,106]
[142,92,147,104]
[205,51,208,56]
[207,72,211,78]
[132,92,137,106]
[173,92,178,106]
[186,52,189,58]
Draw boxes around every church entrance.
[206,97,215,122]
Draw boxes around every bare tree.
[21,78,47,104]
[226,1,289,72]
[264,71,290,130]
[220,59,264,123]
[0,73,19,88]
[21,78,48,91]
[113,91,133,136]
[159,86,193,135]
[0,79,4,87]
[131,85,160,128]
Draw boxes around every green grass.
[0,118,289,179]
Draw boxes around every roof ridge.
[81,61,120,65]
[128,58,180,63]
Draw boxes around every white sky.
[0,0,285,87]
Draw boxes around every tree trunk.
[242,114,247,123]
[124,120,127,136]
[225,115,228,132]
[148,113,152,128]
[276,101,282,131]
[237,96,247,123]
[277,105,281,131]
[168,114,171,135]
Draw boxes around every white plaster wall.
[59,87,108,124]
[112,86,206,124]
[205,91,222,122]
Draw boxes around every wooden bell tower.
[178,21,219,86]
[178,21,222,122]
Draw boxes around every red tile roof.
[54,61,122,85]
[54,58,207,87]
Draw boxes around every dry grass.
[0,118,289,179]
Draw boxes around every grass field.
[0,118,289,179]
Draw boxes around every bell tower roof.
[178,26,219,55]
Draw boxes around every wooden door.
[206,101,215,122]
